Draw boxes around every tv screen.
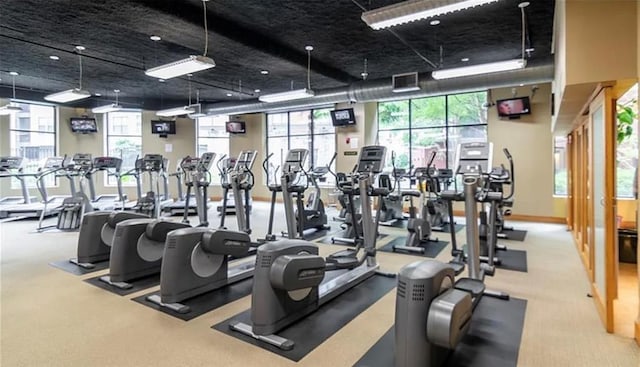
[151,120,176,135]
[70,117,98,133]
[330,108,356,126]
[496,97,531,117]
[226,121,246,134]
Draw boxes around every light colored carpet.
[0,201,638,367]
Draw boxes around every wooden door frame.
[588,87,617,333]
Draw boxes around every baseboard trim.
[452,210,566,224]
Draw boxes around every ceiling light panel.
[44,88,91,103]
[145,56,215,80]
[431,59,526,80]
[362,0,500,30]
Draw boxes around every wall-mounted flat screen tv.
[226,121,246,134]
[330,108,356,126]
[70,117,98,134]
[496,96,531,118]
[151,120,176,136]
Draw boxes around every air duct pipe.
[204,62,553,116]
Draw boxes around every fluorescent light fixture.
[156,106,195,117]
[92,103,122,114]
[431,59,526,80]
[258,88,315,103]
[362,0,500,30]
[44,88,91,103]
[0,104,22,115]
[145,55,215,80]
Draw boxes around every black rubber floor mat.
[496,249,528,273]
[432,223,465,233]
[84,273,160,296]
[499,229,527,241]
[354,297,527,367]
[132,278,253,321]
[49,259,109,275]
[212,274,396,362]
[316,233,388,246]
[378,237,448,258]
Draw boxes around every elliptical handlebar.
[503,148,515,200]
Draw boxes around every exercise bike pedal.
[504,209,512,216]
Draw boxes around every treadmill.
[0,156,36,207]
[164,153,215,216]
[0,157,68,219]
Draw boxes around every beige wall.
[488,83,564,218]
[565,0,637,86]
[0,101,196,201]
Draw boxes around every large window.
[378,91,488,173]
[266,108,336,185]
[9,102,56,189]
[554,136,568,196]
[105,111,142,186]
[197,115,229,185]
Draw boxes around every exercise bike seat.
[268,184,283,192]
[401,190,421,198]
[454,278,485,298]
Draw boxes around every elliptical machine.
[330,167,364,246]
[229,145,393,350]
[281,149,330,239]
[180,152,215,227]
[261,153,281,242]
[394,142,509,367]
[222,150,257,234]
[132,154,166,218]
[392,162,439,254]
[425,166,455,232]
[377,152,406,226]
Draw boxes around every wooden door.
[588,87,617,332]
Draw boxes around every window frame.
[266,108,336,187]
[196,115,230,186]
[8,101,58,189]
[377,91,489,172]
[104,110,143,187]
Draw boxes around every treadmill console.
[71,153,93,170]
[282,149,309,173]
[198,152,216,172]
[455,142,493,175]
[357,146,386,174]
[0,156,23,170]
[93,156,122,171]
[234,150,257,171]
[43,157,65,169]
[142,154,165,172]
[180,156,201,172]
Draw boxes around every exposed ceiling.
[0,0,555,111]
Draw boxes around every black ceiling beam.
[132,0,356,84]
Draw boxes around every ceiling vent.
[392,72,420,93]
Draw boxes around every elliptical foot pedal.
[69,258,95,269]
[229,321,295,351]
[448,261,465,276]
[454,278,485,298]
[146,294,191,314]
[98,275,133,290]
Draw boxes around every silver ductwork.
[204,62,554,115]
